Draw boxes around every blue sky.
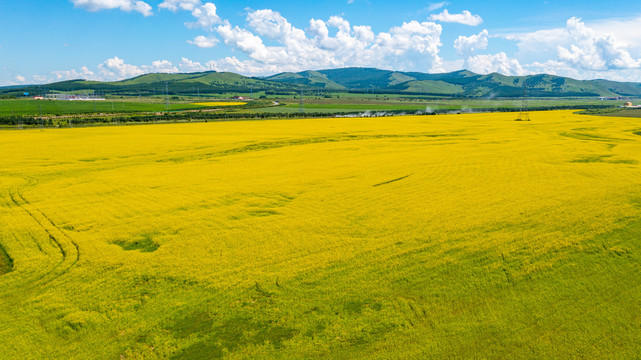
[1,0,641,85]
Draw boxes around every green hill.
[264,67,638,97]
[2,67,641,98]
[267,71,346,90]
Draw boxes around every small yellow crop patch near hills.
[191,101,246,106]
[1,110,641,359]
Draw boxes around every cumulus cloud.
[97,57,145,79]
[206,10,444,75]
[187,2,222,30]
[466,52,527,76]
[187,35,219,48]
[95,57,178,81]
[179,57,208,72]
[44,58,208,83]
[147,59,179,73]
[454,29,488,55]
[71,0,152,16]
[557,17,640,70]
[504,17,640,73]
[429,9,482,26]
[591,16,641,52]
[524,60,641,82]
[52,66,96,81]
[14,75,26,83]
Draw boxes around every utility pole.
[299,88,304,112]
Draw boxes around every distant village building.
[37,93,105,101]
[621,101,641,108]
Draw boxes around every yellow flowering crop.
[1,110,640,359]
[191,101,247,106]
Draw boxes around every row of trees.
[0,104,615,128]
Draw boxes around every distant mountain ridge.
[2,67,641,98]
[264,68,641,97]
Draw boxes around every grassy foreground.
[1,110,641,359]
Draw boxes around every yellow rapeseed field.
[192,101,247,107]
[1,110,640,359]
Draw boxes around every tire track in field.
[0,241,13,275]
[392,296,435,330]
[8,189,79,284]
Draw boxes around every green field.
[249,97,622,114]
[0,96,624,118]
[0,99,200,115]
[1,110,641,359]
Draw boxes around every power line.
[516,82,530,121]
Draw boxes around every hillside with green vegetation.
[267,68,641,97]
[1,71,293,98]
[2,67,641,99]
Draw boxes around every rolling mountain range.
[2,67,641,98]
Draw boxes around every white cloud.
[146,60,179,73]
[97,57,145,80]
[158,0,201,12]
[504,17,640,73]
[71,0,152,16]
[591,16,641,52]
[52,66,96,81]
[524,60,641,82]
[248,9,304,42]
[32,75,49,83]
[187,35,219,48]
[47,58,190,83]
[427,2,449,12]
[187,2,222,30]
[502,27,567,63]
[557,17,640,70]
[524,60,580,78]
[429,9,482,26]
[179,58,208,72]
[155,5,445,75]
[96,57,179,80]
[466,52,527,76]
[211,10,443,75]
[206,57,285,75]
[454,29,488,55]
[14,75,26,83]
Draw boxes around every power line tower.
[517,82,530,121]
